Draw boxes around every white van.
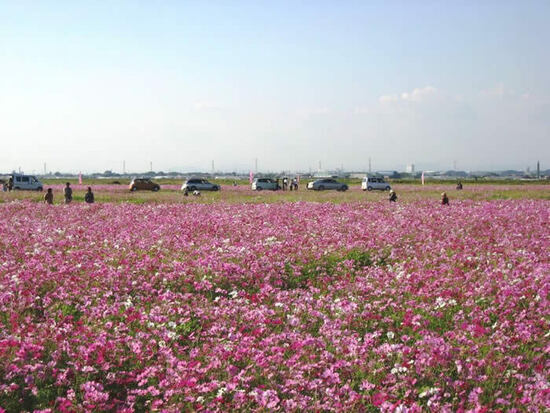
[11,174,44,191]
[251,178,280,191]
[361,176,391,191]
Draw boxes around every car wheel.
[189,186,196,191]
[367,186,373,191]
[131,186,137,192]
[318,185,325,191]
[37,187,43,192]
[14,187,20,190]
[213,186,219,191]
[385,186,390,191]
[152,186,159,192]
[257,187,263,191]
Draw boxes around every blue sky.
[1,1,549,173]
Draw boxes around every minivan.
[10,174,43,191]
[181,178,220,192]
[251,178,280,191]
[361,176,391,191]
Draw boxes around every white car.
[361,176,391,191]
[10,174,43,191]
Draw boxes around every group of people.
[3,176,13,191]
[389,189,453,205]
[2,176,15,191]
[43,183,94,205]
[183,188,202,197]
[8,179,464,205]
[280,177,298,191]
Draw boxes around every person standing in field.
[63,182,73,204]
[84,187,94,204]
[44,188,54,204]
[441,192,449,205]
[389,189,397,203]
[456,181,463,190]
[8,176,13,191]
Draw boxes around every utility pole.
[150,161,153,172]
[453,160,457,170]
[123,160,126,175]
[44,163,47,175]
[368,158,372,174]
[318,160,322,172]
[211,160,215,175]
[255,158,258,173]
[537,161,540,179]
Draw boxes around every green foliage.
[176,317,202,338]
[58,303,83,321]
[0,373,65,413]
[281,248,384,290]
[343,249,373,268]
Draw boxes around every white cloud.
[401,86,438,102]
[378,94,399,104]
[353,106,370,114]
[295,107,331,118]
[192,101,223,111]
[478,84,532,101]
[379,86,438,105]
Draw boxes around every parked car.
[361,176,391,191]
[307,178,348,191]
[181,178,220,192]
[251,178,280,191]
[129,178,160,192]
[10,174,43,191]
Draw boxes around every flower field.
[1,183,549,205]
[0,199,548,411]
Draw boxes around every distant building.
[376,170,401,179]
[406,164,415,173]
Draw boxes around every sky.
[1,0,549,174]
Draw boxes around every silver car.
[361,176,391,191]
[181,178,220,192]
[251,178,280,191]
[307,178,348,191]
